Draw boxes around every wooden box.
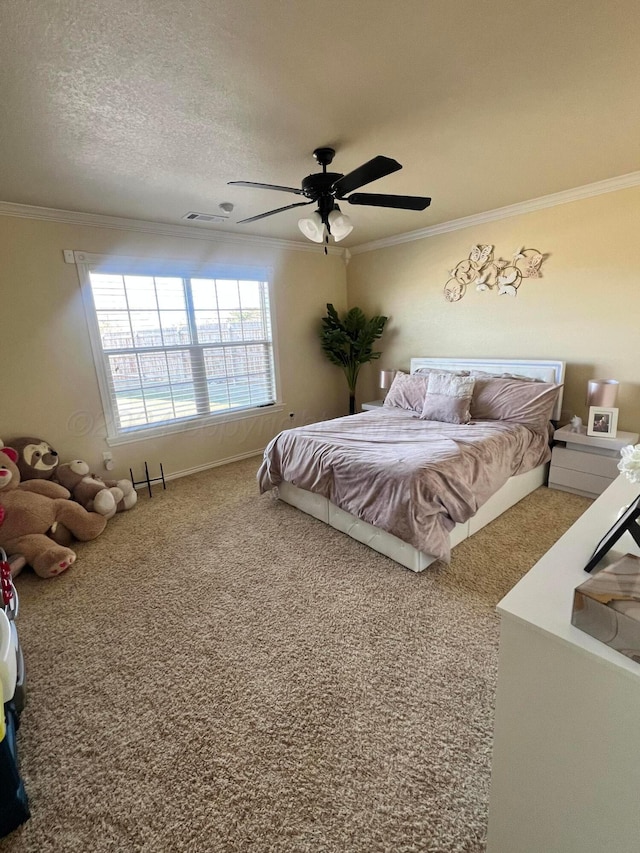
[572,553,640,663]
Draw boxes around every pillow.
[414,367,470,376]
[471,369,540,382]
[470,375,563,426]
[383,371,430,413]
[420,373,476,424]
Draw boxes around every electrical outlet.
[102,451,114,470]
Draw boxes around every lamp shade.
[587,379,619,408]
[380,369,396,390]
[298,211,325,243]
[327,208,353,242]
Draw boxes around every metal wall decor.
[443,245,546,302]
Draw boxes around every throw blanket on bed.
[257,408,552,562]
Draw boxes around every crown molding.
[0,200,345,256]
[349,170,640,255]
[2,168,639,260]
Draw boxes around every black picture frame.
[584,493,640,573]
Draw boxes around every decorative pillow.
[383,371,430,413]
[470,375,563,426]
[420,373,476,424]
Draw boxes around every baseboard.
[133,449,263,488]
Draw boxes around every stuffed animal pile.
[0,436,138,578]
[0,446,106,578]
[10,437,137,519]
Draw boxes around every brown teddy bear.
[0,447,107,578]
[8,437,137,528]
[54,460,137,518]
[9,436,60,481]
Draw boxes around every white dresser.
[487,473,640,853]
[548,423,638,498]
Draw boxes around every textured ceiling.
[1,0,639,248]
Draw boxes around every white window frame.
[74,252,282,445]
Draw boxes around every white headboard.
[409,357,565,421]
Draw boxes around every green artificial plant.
[319,303,388,415]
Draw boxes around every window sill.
[106,403,284,447]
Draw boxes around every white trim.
[138,449,263,486]
[0,201,344,255]
[76,259,121,440]
[349,170,640,254]
[1,169,639,258]
[75,254,282,444]
[106,404,285,447]
[73,251,273,279]
[409,356,564,382]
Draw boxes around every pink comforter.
[257,407,552,561]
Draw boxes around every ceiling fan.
[228,147,431,248]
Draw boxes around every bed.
[258,358,565,572]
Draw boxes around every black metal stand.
[585,495,640,572]
[129,462,166,498]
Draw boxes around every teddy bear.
[54,460,137,518]
[100,475,137,512]
[8,436,137,519]
[0,447,107,578]
[9,436,61,481]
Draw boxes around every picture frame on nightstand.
[587,406,618,438]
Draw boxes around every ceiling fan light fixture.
[327,208,353,242]
[298,211,325,243]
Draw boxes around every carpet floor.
[1,458,591,853]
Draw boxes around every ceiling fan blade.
[236,200,314,224]
[346,193,431,211]
[332,156,402,197]
[228,181,304,196]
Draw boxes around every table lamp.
[380,369,396,399]
[586,379,619,409]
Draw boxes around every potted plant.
[319,303,388,415]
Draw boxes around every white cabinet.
[487,474,640,853]
[548,424,638,498]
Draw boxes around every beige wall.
[0,215,348,479]
[347,186,640,432]
[3,183,638,485]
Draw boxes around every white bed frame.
[277,358,565,572]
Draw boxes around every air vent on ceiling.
[182,211,229,223]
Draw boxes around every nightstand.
[361,400,384,411]
[548,424,639,498]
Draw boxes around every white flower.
[618,444,640,483]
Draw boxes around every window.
[77,255,278,442]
